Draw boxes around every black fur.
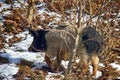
[81,26,103,54]
[29,29,49,51]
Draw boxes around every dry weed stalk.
[65,0,84,78]
[27,0,35,28]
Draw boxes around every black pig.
[28,25,103,77]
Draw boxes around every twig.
[65,0,83,78]
[16,0,27,11]
[111,48,120,52]
[83,0,111,25]
[27,0,35,28]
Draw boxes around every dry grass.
[15,65,46,80]
[0,0,120,79]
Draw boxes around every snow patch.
[89,65,102,78]
[0,63,19,80]
[110,62,120,70]
[0,49,45,64]
[61,60,69,69]
[10,30,33,51]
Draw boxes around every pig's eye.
[82,35,89,41]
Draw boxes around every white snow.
[11,31,33,51]
[0,1,120,80]
[109,62,120,70]
[61,60,69,69]
[0,2,11,14]
[99,63,105,67]
[89,65,102,78]
[0,29,45,79]
[0,49,45,64]
[0,63,19,80]
[115,28,120,31]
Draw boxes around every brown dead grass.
[0,0,120,79]
[15,65,46,80]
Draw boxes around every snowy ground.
[0,1,120,80]
[0,31,120,80]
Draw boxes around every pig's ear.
[28,29,38,37]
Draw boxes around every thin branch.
[65,0,83,78]
[89,0,93,16]
[83,0,111,25]
[27,0,35,28]
[17,0,27,11]
[111,48,120,52]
